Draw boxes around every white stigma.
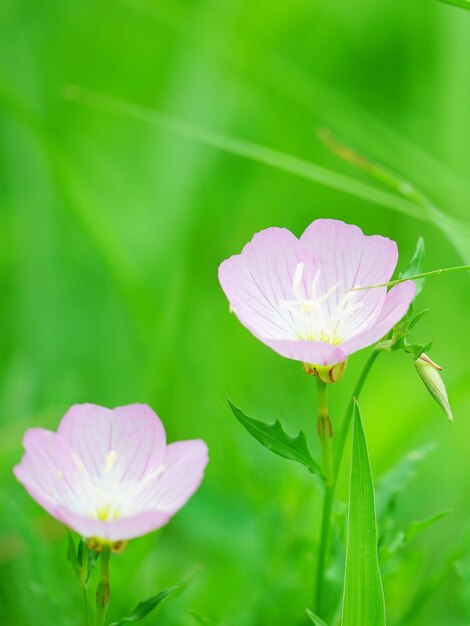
[280,263,364,344]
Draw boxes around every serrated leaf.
[376,444,435,520]
[342,400,386,626]
[228,399,323,477]
[400,237,425,297]
[306,608,329,625]
[382,509,451,556]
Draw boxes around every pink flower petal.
[58,403,166,481]
[14,408,209,541]
[261,339,347,366]
[300,219,398,289]
[54,507,171,541]
[218,220,408,365]
[300,219,398,340]
[340,281,416,354]
[136,440,209,514]
[218,227,319,342]
[13,429,93,517]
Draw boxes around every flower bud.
[415,353,453,422]
[303,360,347,384]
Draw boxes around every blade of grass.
[64,84,430,222]
[319,128,470,264]
[437,0,470,8]
[342,400,386,626]
[119,0,470,222]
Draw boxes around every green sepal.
[85,543,100,583]
[381,309,432,360]
[228,399,323,478]
[66,532,100,586]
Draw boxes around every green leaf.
[77,538,85,568]
[400,237,425,297]
[85,544,100,582]
[67,531,81,579]
[228,399,323,477]
[342,400,386,626]
[385,309,432,360]
[67,533,100,585]
[375,444,435,520]
[109,566,201,625]
[109,586,179,625]
[382,509,452,556]
[306,608,329,625]
[404,509,451,543]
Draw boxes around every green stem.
[315,481,334,615]
[313,348,381,616]
[317,381,333,486]
[95,549,111,626]
[82,585,91,626]
[352,264,470,291]
[314,380,334,615]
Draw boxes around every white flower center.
[69,452,167,520]
[280,263,364,344]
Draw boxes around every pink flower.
[14,404,208,541]
[219,219,415,369]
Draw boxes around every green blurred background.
[1,0,469,624]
